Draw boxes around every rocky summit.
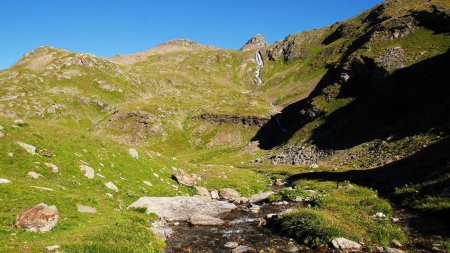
[1,0,449,252]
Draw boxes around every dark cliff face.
[194,113,269,127]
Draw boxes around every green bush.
[277,209,341,247]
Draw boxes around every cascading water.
[255,51,264,86]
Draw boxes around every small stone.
[128,148,139,159]
[172,169,195,186]
[0,131,4,138]
[220,188,240,200]
[332,237,362,251]
[287,246,300,252]
[79,165,95,179]
[391,217,400,222]
[224,241,239,249]
[0,178,11,184]
[105,182,119,192]
[392,240,402,247]
[45,245,60,252]
[16,203,59,232]
[195,186,211,199]
[31,186,54,191]
[76,204,97,213]
[40,149,53,157]
[106,193,113,198]
[17,142,36,155]
[44,163,59,173]
[232,245,256,253]
[373,212,386,218]
[8,152,14,157]
[143,180,153,187]
[249,204,261,213]
[28,171,41,179]
[210,190,220,199]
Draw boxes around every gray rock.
[128,148,139,159]
[392,239,402,247]
[224,242,239,248]
[143,180,153,187]
[79,165,95,179]
[16,203,59,232]
[105,182,119,192]
[232,245,256,253]
[17,142,36,155]
[76,204,97,213]
[378,247,408,253]
[151,218,174,241]
[129,196,236,221]
[220,188,240,200]
[248,191,275,203]
[332,237,362,251]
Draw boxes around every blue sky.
[0,0,383,69]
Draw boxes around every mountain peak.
[240,34,268,50]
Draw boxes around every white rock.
[105,182,119,192]
[28,171,41,179]
[232,245,256,253]
[31,186,54,191]
[45,245,61,252]
[143,180,153,187]
[332,237,362,251]
[7,152,13,157]
[15,203,59,232]
[45,245,60,252]
[210,190,220,199]
[128,148,139,159]
[79,165,95,179]
[17,142,36,155]
[44,163,59,173]
[96,173,105,178]
[189,214,225,226]
[106,193,113,198]
[0,178,11,184]
[76,204,97,213]
[224,241,239,249]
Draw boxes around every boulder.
[332,237,362,251]
[44,163,59,173]
[232,245,257,253]
[129,196,236,221]
[17,142,36,155]
[220,188,240,200]
[248,191,275,203]
[189,214,225,226]
[105,182,119,192]
[172,169,195,186]
[76,204,97,213]
[195,186,211,199]
[16,203,59,232]
[0,178,11,184]
[128,148,139,159]
[79,165,95,179]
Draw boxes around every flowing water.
[164,202,317,253]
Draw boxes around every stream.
[164,202,313,253]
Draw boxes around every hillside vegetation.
[0,0,449,252]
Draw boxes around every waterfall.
[255,51,264,86]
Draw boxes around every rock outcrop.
[241,34,268,51]
[16,203,59,232]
